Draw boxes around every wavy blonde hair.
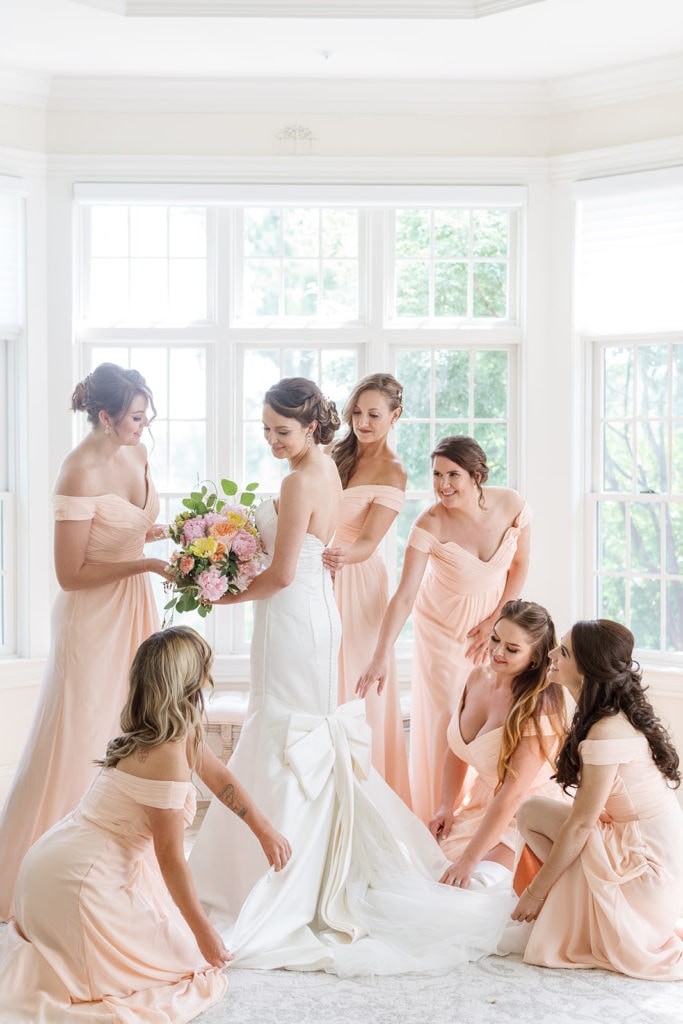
[493,600,567,792]
[98,626,213,770]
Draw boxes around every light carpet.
[198,955,679,1024]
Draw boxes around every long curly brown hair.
[493,600,567,792]
[329,373,403,488]
[554,620,681,791]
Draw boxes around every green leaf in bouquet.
[221,479,238,496]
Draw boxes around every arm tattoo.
[216,782,248,818]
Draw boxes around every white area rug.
[198,956,679,1024]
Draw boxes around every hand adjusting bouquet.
[164,480,265,618]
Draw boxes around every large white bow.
[283,699,372,802]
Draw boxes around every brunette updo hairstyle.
[330,373,403,488]
[555,620,680,791]
[430,435,489,509]
[71,363,156,428]
[264,377,340,446]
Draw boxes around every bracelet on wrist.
[525,885,546,902]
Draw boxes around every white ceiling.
[0,0,682,84]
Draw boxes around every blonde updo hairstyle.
[98,626,212,771]
[71,362,156,429]
[330,373,404,488]
[264,377,340,446]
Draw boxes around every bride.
[189,377,514,975]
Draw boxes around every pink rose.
[196,566,229,603]
[179,555,195,575]
[182,516,206,545]
[230,530,259,561]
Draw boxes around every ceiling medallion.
[72,1,546,19]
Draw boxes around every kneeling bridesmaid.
[512,619,683,980]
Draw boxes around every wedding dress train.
[189,499,513,975]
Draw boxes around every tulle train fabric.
[333,484,410,805]
[0,485,160,922]
[189,499,514,976]
[0,770,227,1022]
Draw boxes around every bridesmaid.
[512,619,683,980]
[358,435,530,823]
[0,363,169,921]
[429,600,566,890]
[0,626,290,1022]
[323,373,410,805]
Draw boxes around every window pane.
[88,259,128,323]
[169,260,207,322]
[395,210,430,258]
[245,208,280,257]
[434,349,468,419]
[90,206,128,258]
[322,210,357,258]
[475,423,508,486]
[598,501,626,572]
[472,209,508,259]
[666,579,683,652]
[397,421,431,490]
[434,210,468,259]
[603,422,634,491]
[169,208,206,259]
[396,349,430,419]
[630,577,661,650]
[243,260,280,318]
[321,260,358,320]
[283,209,319,258]
[603,346,633,419]
[473,262,507,318]
[474,350,508,419]
[434,262,467,317]
[130,206,168,258]
[244,350,281,418]
[395,261,429,317]
[636,420,668,493]
[630,503,660,573]
[598,575,626,622]
[129,258,167,321]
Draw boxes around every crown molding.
[41,52,683,118]
[72,0,544,18]
[0,69,51,110]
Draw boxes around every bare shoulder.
[414,502,441,534]
[586,714,639,742]
[485,487,524,518]
[117,739,191,782]
[54,446,93,497]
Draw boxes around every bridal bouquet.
[164,480,265,617]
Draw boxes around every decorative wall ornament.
[276,124,316,156]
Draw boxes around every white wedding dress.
[189,499,514,975]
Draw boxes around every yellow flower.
[188,536,218,559]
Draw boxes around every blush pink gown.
[524,735,683,980]
[406,502,531,823]
[0,487,159,921]
[439,712,563,861]
[334,485,410,805]
[0,770,227,1022]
